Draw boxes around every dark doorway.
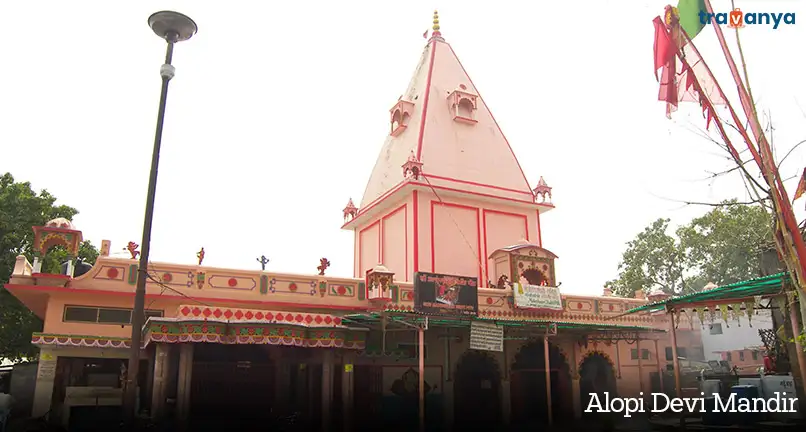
[354,365,383,431]
[510,340,572,426]
[454,351,502,429]
[189,344,275,429]
[579,352,618,421]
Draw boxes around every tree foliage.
[0,173,99,362]
[606,200,774,298]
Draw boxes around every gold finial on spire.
[432,10,441,33]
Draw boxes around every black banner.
[413,272,478,316]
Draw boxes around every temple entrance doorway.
[454,350,502,429]
[579,352,618,419]
[189,344,275,428]
[510,339,573,426]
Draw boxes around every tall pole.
[418,325,426,432]
[668,310,681,398]
[122,11,196,424]
[122,36,175,424]
[544,335,553,426]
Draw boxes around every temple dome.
[45,217,75,230]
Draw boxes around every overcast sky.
[2,1,804,296]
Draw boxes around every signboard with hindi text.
[513,283,563,311]
[470,321,504,352]
[413,272,478,316]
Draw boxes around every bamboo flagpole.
[701,0,806,329]
[653,4,806,391]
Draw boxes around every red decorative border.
[380,204,408,280]
[146,333,364,349]
[174,306,346,327]
[358,220,381,276]
[421,174,532,197]
[413,190,420,274]
[32,333,132,349]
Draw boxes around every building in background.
[700,309,773,372]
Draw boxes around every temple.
[5,12,704,431]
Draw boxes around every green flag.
[677,0,707,39]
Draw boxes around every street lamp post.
[122,11,197,424]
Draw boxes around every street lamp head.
[148,11,197,43]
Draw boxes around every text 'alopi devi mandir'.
[7,12,725,431]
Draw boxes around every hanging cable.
[144,261,213,307]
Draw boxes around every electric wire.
[422,174,487,284]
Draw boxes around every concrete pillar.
[341,352,355,431]
[176,343,194,428]
[150,343,171,419]
[501,380,511,426]
[569,342,582,418]
[31,349,58,418]
[321,349,334,431]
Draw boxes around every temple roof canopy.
[487,241,559,260]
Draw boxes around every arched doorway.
[454,351,502,429]
[510,340,573,426]
[579,352,618,420]
[521,268,549,285]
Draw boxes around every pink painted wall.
[381,204,408,281]
[354,200,412,282]
[42,292,179,336]
[358,221,380,277]
[411,190,539,286]
[431,201,480,280]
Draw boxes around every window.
[726,352,732,361]
[665,346,687,360]
[63,306,163,325]
[752,351,759,360]
[739,351,745,361]
[631,349,650,360]
[709,323,723,335]
[98,308,132,324]
[64,306,99,323]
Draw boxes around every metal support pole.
[668,310,682,398]
[419,325,426,432]
[637,338,644,395]
[123,37,176,423]
[544,335,553,426]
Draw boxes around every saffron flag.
[794,168,806,201]
[654,8,727,119]
[677,0,706,40]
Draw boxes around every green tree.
[605,218,689,297]
[678,200,773,286]
[606,200,774,298]
[0,173,99,362]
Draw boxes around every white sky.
[2,1,805,296]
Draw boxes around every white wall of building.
[699,309,773,360]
